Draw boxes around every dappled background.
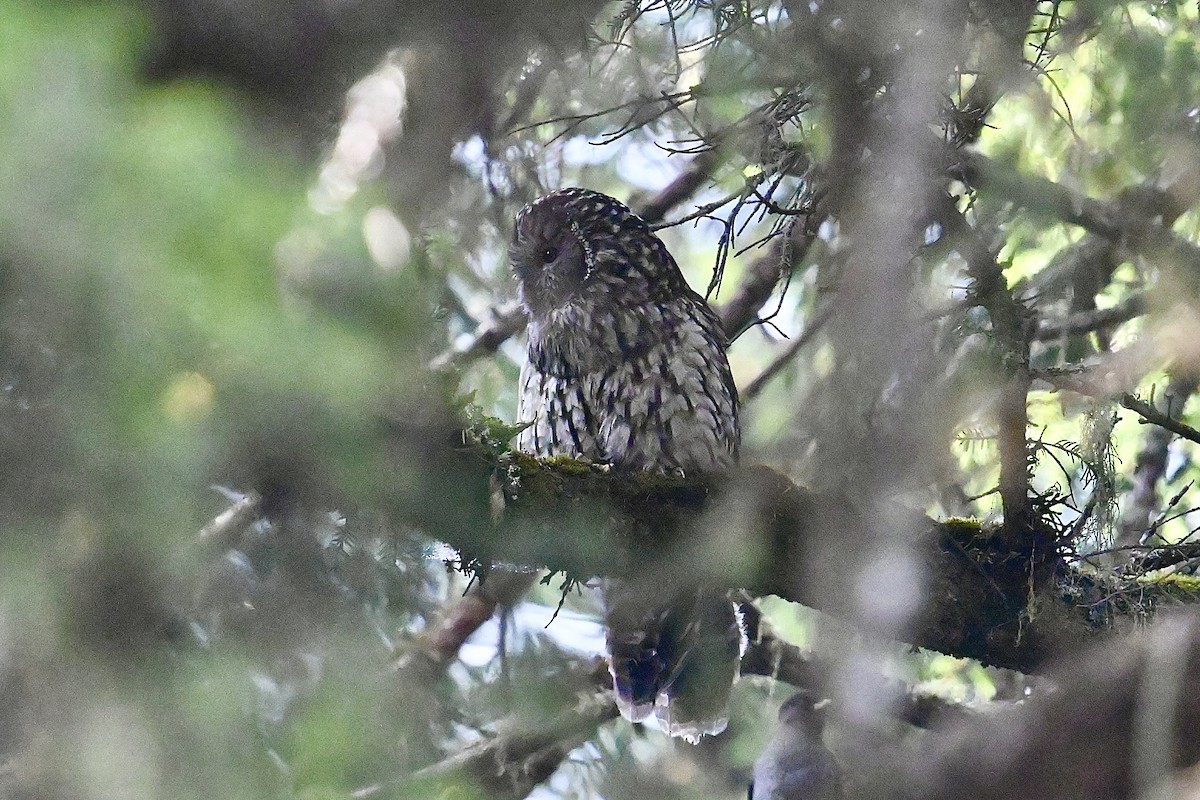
[4,1,1200,799]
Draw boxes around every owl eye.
[540,246,559,263]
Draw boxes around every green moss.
[939,518,988,548]
[941,517,984,534]
[540,455,598,476]
[1136,571,1200,592]
[624,469,693,491]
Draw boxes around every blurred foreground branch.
[406,691,619,800]
[959,152,1200,267]
[902,614,1200,800]
[398,609,969,800]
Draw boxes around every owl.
[510,187,742,740]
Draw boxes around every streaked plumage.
[510,187,741,739]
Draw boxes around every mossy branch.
[410,441,1194,675]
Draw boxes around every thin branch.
[740,303,834,400]
[900,615,1200,800]
[1035,292,1147,339]
[508,90,692,142]
[396,570,540,681]
[630,149,722,225]
[429,304,526,373]
[402,690,619,800]
[196,490,261,550]
[1121,393,1200,446]
[718,201,826,340]
[653,189,744,230]
[1117,375,1199,547]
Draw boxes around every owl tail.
[605,583,743,742]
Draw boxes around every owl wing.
[590,296,739,472]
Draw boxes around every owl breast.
[516,295,738,473]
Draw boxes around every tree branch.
[429,304,525,373]
[900,614,1200,800]
[957,152,1126,239]
[942,206,1036,551]
[412,451,1180,675]
[404,689,619,800]
[740,302,833,400]
[395,570,540,682]
[1121,393,1200,447]
[718,202,826,341]
[1035,293,1147,340]
[1117,374,1200,547]
[630,149,723,225]
[959,151,1200,269]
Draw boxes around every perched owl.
[510,187,742,740]
[750,692,843,800]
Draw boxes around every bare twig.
[196,491,261,550]
[719,201,826,340]
[401,690,618,800]
[1121,393,1200,447]
[740,303,834,400]
[1117,375,1199,547]
[1035,293,1147,340]
[509,90,694,143]
[630,149,723,225]
[653,189,744,231]
[396,570,541,681]
[429,304,525,373]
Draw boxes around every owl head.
[510,188,687,318]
